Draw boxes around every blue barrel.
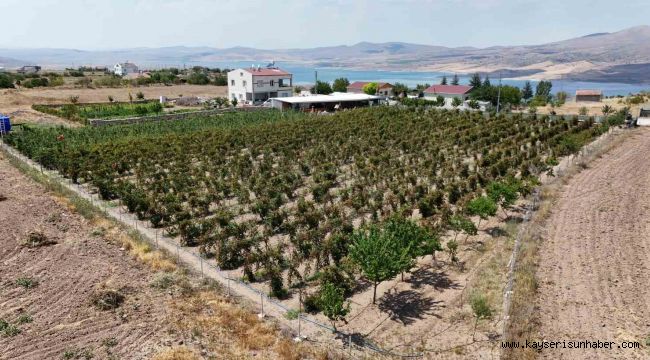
[0,115,10,134]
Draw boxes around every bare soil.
[0,152,181,359]
[0,84,227,125]
[537,128,650,359]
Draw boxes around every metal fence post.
[349,334,352,356]
[200,255,204,279]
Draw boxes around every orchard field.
[4,107,612,327]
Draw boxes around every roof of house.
[271,92,381,104]
[242,67,291,76]
[347,81,393,90]
[424,85,473,95]
[575,89,602,96]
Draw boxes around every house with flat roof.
[575,89,602,102]
[270,92,381,111]
[423,85,473,104]
[347,81,394,97]
[227,66,293,104]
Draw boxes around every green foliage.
[362,82,378,95]
[17,314,32,324]
[0,73,14,88]
[312,80,333,95]
[213,75,227,86]
[16,277,38,289]
[135,91,145,100]
[22,77,49,88]
[448,214,477,240]
[349,226,403,304]
[33,101,165,121]
[93,75,124,87]
[318,282,349,331]
[601,104,613,116]
[383,216,436,270]
[535,80,553,102]
[579,106,589,116]
[471,293,492,320]
[332,77,350,92]
[451,74,459,85]
[522,81,533,100]
[482,76,491,87]
[471,84,521,106]
[555,91,568,106]
[468,73,480,88]
[0,321,21,337]
[4,107,606,299]
[440,76,448,85]
[468,99,480,109]
[446,240,459,263]
[451,97,463,107]
[392,82,409,97]
[466,196,497,220]
[486,179,520,214]
[399,97,438,107]
[187,71,210,85]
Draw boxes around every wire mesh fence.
[0,141,425,359]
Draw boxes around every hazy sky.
[2,0,648,49]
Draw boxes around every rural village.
[2,2,650,360]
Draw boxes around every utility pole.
[314,71,318,94]
[496,71,502,114]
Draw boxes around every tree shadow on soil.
[407,267,461,291]
[378,289,443,325]
[484,226,509,238]
[352,277,373,294]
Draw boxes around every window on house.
[231,80,235,86]
[240,72,243,77]
[257,80,263,87]
[270,80,275,86]
[243,80,247,87]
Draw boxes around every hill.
[1,26,649,82]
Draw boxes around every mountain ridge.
[1,25,649,83]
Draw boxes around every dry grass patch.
[152,347,201,360]
[91,217,177,272]
[165,289,331,359]
[22,229,57,248]
[91,287,125,311]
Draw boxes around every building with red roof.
[575,89,602,102]
[424,85,473,100]
[347,81,394,97]
[227,65,293,104]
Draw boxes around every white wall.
[227,69,253,101]
[227,69,293,103]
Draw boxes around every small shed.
[575,90,602,102]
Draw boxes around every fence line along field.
[3,107,623,353]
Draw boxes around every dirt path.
[0,152,179,359]
[537,128,650,359]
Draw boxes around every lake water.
[207,61,650,97]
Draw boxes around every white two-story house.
[227,66,293,104]
[114,62,139,76]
